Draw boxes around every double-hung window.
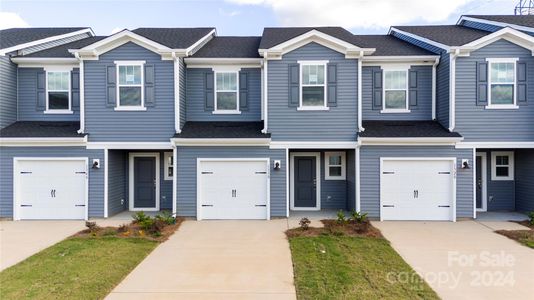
[115,61,145,110]
[382,68,409,113]
[491,151,514,181]
[214,71,239,113]
[299,61,328,110]
[46,70,71,113]
[325,152,346,180]
[164,152,173,181]
[487,58,517,108]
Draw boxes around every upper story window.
[382,68,409,113]
[46,70,71,114]
[487,58,517,109]
[299,61,328,110]
[214,71,240,114]
[115,61,145,111]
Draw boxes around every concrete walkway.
[107,220,296,300]
[374,220,534,300]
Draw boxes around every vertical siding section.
[84,42,175,141]
[436,51,450,128]
[267,42,358,141]
[108,150,127,216]
[360,146,473,218]
[515,149,534,212]
[479,149,516,211]
[185,68,261,121]
[0,147,104,218]
[0,56,17,128]
[177,147,286,217]
[455,40,534,141]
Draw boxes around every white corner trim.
[432,58,439,120]
[285,148,289,218]
[357,58,364,132]
[458,16,534,34]
[0,137,87,147]
[129,152,160,211]
[104,149,109,218]
[171,138,271,147]
[389,27,451,51]
[449,49,459,132]
[77,54,85,134]
[174,55,181,133]
[475,151,488,214]
[262,58,268,133]
[172,146,177,215]
[355,146,361,212]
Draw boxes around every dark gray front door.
[476,156,482,209]
[294,156,317,208]
[134,157,156,208]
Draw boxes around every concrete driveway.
[374,220,534,300]
[107,220,296,300]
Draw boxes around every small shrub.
[139,218,155,231]
[132,211,151,224]
[155,211,176,225]
[85,221,100,232]
[336,210,346,223]
[528,211,534,226]
[117,224,129,233]
[139,218,166,235]
[299,217,311,230]
[350,210,368,223]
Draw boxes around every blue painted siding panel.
[84,42,175,141]
[0,147,105,218]
[267,42,358,141]
[362,66,433,120]
[177,147,286,217]
[515,149,534,212]
[108,150,127,216]
[360,146,473,218]
[391,31,444,54]
[186,68,261,121]
[478,150,515,211]
[455,40,534,141]
[17,67,80,121]
[0,56,17,128]
[437,51,450,128]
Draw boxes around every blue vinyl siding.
[360,146,473,219]
[346,150,356,212]
[455,40,534,141]
[267,42,358,141]
[0,147,105,218]
[108,150,127,216]
[515,149,534,212]
[391,31,444,54]
[84,42,175,142]
[437,51,450,128]
[362,65,433,120]
[0,56,17,128]
[185,68,261,121]
[176,147,286,217]
[478,150,516,211]
[17,67,80,121]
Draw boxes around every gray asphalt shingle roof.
[393,25,490,46]
[192,36,261,58]
[0,121,84,138]
[175,122,269,139]
[132,27,215,48]
[465,15,534,28]
[359,121,462,138]
[23,36,106,57]
[259,27,356,49]
[0,27,89,50]
[352,35,435,56]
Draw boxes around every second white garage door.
[198,159,269,220]
[380,158,455,221]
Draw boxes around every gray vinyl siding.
[179,58,186,129]
[108,150,127,216]
[360,146,473,218]
[267,42,358,141]
[17,32,92,56]
[0,147,105,218]
[84,42,175,142]
[478,150,516,211]
[437,51,450,128]
[176,147,286,217]
[455,40,534,141]
[515,149,534,212]
[185,68,261,121]
[0,56,17,128]
[17,67,80,121]
[362,65,433,120]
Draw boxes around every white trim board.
[290,152,321,211]
[128,152,160,212]
[455,142,534,149]
[0,137,87,147]
[270,141,358,149]
[86,142,173,150]
[475,152,487,213]
[458,16,534,34]
[172,138,271,147]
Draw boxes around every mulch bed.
[286,219,383,238]
[513,220,534,229]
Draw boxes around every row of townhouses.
[1,15,533,221]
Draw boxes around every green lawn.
[0,237,157,300]
[289,235,439,300]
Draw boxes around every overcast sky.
[0,0,518,36]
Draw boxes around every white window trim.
[491,151,514,181]
[214,71,240,114]
[114,60,145,111]
[45,69,73,114]
[381,67,410,113]
[324,151,346,180]
[164,152,173,181]
[298,60,329,111]
[486,58,519,110]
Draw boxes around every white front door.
[198,159,269,220]
[15,159,87,220]
[381,159,455,221]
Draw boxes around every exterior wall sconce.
[92,159,100,169]
[273,160,281,170]
[462,159,469,169]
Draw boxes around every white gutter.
[261,53,269,134]
[0,136,87,147]
[357,51,364,132]
[449,48,459,132]
[432,57,440,120]
[75,52,85,134]
[173,52,181,134]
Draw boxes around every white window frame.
[381,66,410,113]
[491,151,514,181]
[486,58,518,110]
[325,151,346,180]
[114,60,146,111]
[44,67,73,114]
[213,70,240,114]
[298,60,329,111]
[164,152,173,181]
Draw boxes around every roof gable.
[0,27,93,55]
[461,15,534,33]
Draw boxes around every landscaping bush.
[155,210,176,225]
[350,210,368,223]
[528,211,534,226]
[132,211,151,224]
[85,221,100,233]
[299,217,311,230]
[336,210,346,223]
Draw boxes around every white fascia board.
[389,27,451,51]
[0,137,87,147]
[361,55,440,65]
[0,28,94,56]
[172,138,271,146]
[269,141,359,149]
[184,58,262,67]
[184,29,216,56]
[86,142,173,149]
[358,137,463,146]
[456,27,534,55]
[458,16,534,34]
[10,57,79,65]
[455,141,534,149]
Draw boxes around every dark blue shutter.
[71,69,80,110]
[409,69,418,107]
[517,62,527,104]
[476,62,488,106]
[106,65,116,107]
[288,64,299,107]
[36,70,46,111]
[144,64,155,107]
[204,71,214,111]
[239,71,249,111]
[327,63,337,107]
[372,68,382,110]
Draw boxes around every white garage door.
[15,159,87,220]
[381,159,455,221]
[198,159,269,220]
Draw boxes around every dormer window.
[382,68,409,113]
[45,70,71,114]
[298,61,328,110]
[115,61,145,111]
[487,58,517,109]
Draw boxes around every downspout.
[357,51,364,132]
[449,48,459,132]
[431,57,440,120]
[173,52,181,134]
[75,52,85,134]
[261,52,268,134]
